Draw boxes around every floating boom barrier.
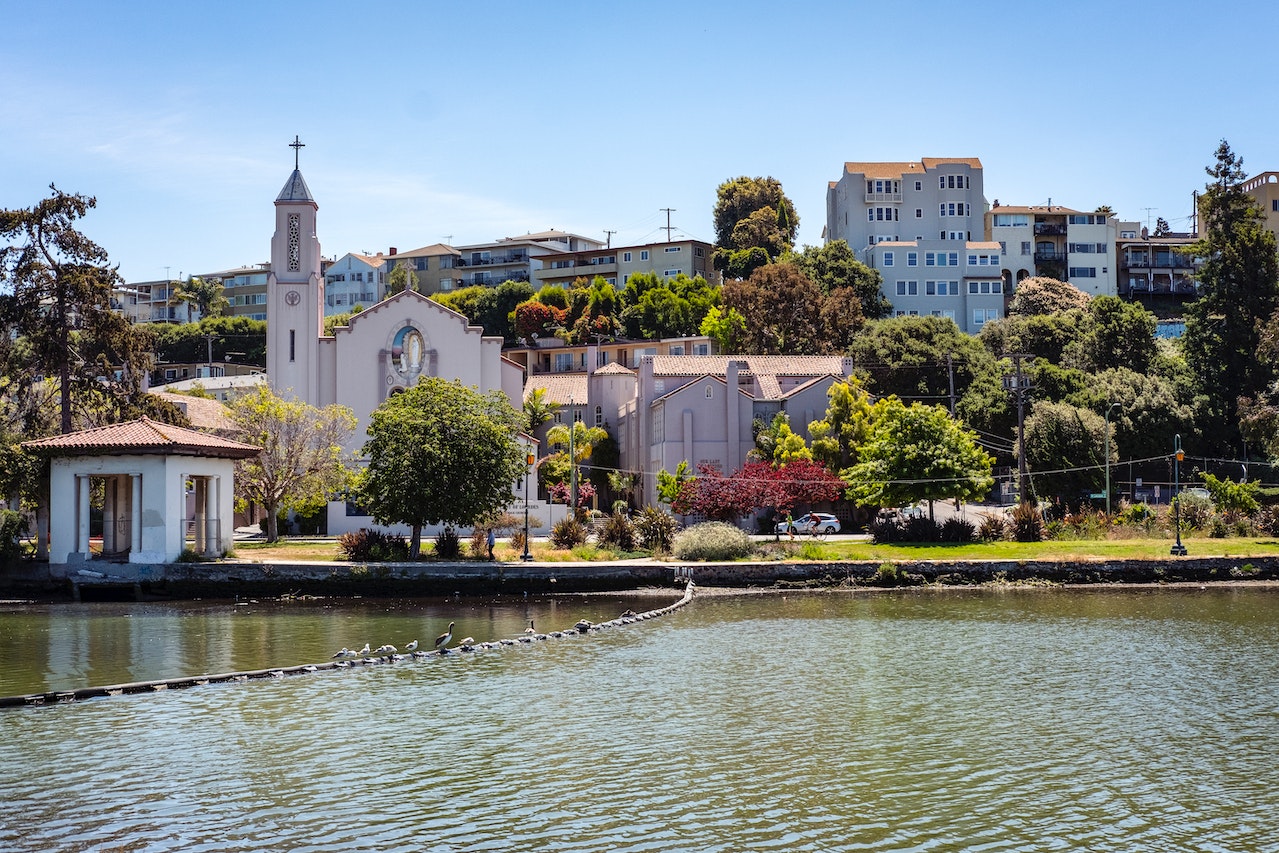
[0,582,695,709]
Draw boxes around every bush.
[596,510,636,551]
[1207,515,1230,538]
[977,514,1009,542]
[338,528,410,562]
[1255,505,1279,536]
[470,528,489,558]
[1,509,25,566]
[1011,502,1044,542]
[1173,493,1213,531]
[633,506,679,554]
[509,530,528,554]
[939,517,976,543]
[434,527,461,559]
[875,561,907,586]
[672,521,755,561]
[549,516,587,549]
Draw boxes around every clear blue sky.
[3,0,1275,284]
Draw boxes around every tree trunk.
[410,524,422,560]
[264,501,279,542]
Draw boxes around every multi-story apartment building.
[826,158,997,330]
[985,204,1118,297]
[385,231,606,296]
[324,251,387,315]
[198,263,272,320]
[862,241,1006,333]
[1114,222,1200,298]
[531,239,718,289]
[112,278,192,324]
[508,334,717,376]
[1241,171,1279,243]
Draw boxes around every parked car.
[776,512,842,535]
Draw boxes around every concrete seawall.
[5,555,1278,600]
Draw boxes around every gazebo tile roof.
[22,417,261,459]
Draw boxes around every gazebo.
[22,417,261,568]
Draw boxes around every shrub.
[869,514,941,543]
[549,516,587,549]
[509,530,528,554]
[596,510,636,551]
[470,527,489,558]
[633,506,679,554]
[1208,515,1230,538]
[0,509,25,566]
[1011,502,1044,542]
[338,528,410,562]
[977,514,1009,542]
[875,561,906,586]
[672,521,755,561]
[939,517,976,543]
[434,527,461,559]
[1174,493,1212,531]
[1254,505,1279,536]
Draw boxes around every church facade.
[263,157,546,536]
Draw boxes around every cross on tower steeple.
[289,135,305,170]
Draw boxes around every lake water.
[2,587,1277,852]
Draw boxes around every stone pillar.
[130,474,143,554]
[193,477,206,555]
[102,475,116,554]
[76,474,91,558]
[204,476,218,557]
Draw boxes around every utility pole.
[1003,354,1033,504]
[603,229,616,249]
[660,208,676,241]
[946,354,956,415]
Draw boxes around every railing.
[1034,251,1065,262]
[864,192,902,203]
[1033,224,1066,235]
[1123,257,1198,269]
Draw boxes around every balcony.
[1123,256,1198,270]
[864,192,902,203]
[1034,251,1066,263]
[1033,223,1066,236]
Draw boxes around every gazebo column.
[76,474,91,558]
[203,476,218,557]
[101,476,115,554]
[192,476,206,554]
[130,474,143,554]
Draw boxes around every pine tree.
[1182,140,1279,453]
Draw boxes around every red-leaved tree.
[672,460,845,521]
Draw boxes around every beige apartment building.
[985,203,1118,297]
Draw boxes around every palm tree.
[523,387,558,433]
[172,276,228,321]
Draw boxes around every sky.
[3,0,1277,285]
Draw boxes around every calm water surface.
[2,587,1277,852]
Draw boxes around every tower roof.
[276,169,315,203]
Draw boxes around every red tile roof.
[22,417,261,459]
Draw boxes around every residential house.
[985,203,1118,297]
[1114,222,1200,298]
[531,238,718,290]
[324,251,387,315]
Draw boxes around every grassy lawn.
[230,536,1279,563]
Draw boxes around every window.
[916,208,923,218]
[972,308,999,328]
[694,343,710,355]
[1120,230,1137,239]
[595,405,603,427]
[883,251,894,267]
[554,353,573,371]
[869,207,899,221]
[695,247,704,257]
[665,246,681,253]
[1068,242,1103,253]
[1068,267,1097,278]
[623,251,632,262]
[640,250,649,261]
[289,329,295,362]
[663,269,681,276]
[915,181,922,191]
[992,214,1030,227]
[573,408,583,423]
[705,385,714,399]
[907,252,918,266]
[1273,200,1279,212]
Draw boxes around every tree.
[229,384,357,542]
[1018,400,1110,509]
[672,459,844,522]
[1073,296,1157,374]
[750,412,812,464]
[0,185,156,434]
[844,399,994,520]
[513,300,567,342]
[545,420,609,506]
[713,176,799,256]
[474,279,535,344]
[1007,276,1092,316]
[172,276,228,321]
[783,240,892,319]
[847,315,994,405]
[523,387,558,433]
[152,316,268,372]
[721,263,859,354]
[360,377,525,557]
[386,263,420,296]
[656,460,691,505]
[1094,205,1115,217]
[979,311,1085,365]
[1181,140,1279,453]
[808,375,877,472]
[1064,368,1193,464]
[1154,217,1172,237]
[700,305,747,353]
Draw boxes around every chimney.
[389,247,397,256]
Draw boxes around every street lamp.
[521,449,535,561]
[1104,402,1121,515]
[1170,434,1187,556]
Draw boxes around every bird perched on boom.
[434,622,455,651]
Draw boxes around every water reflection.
[2,587,1278,853]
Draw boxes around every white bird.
[434,622,455,651]
[459,636,475,646]
[331,647,351,659]
[405,640,419,652]
[355,643,370,657]
[374,644,397,655]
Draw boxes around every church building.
[263,144,538,535]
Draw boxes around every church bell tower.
[266,135,323,405]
